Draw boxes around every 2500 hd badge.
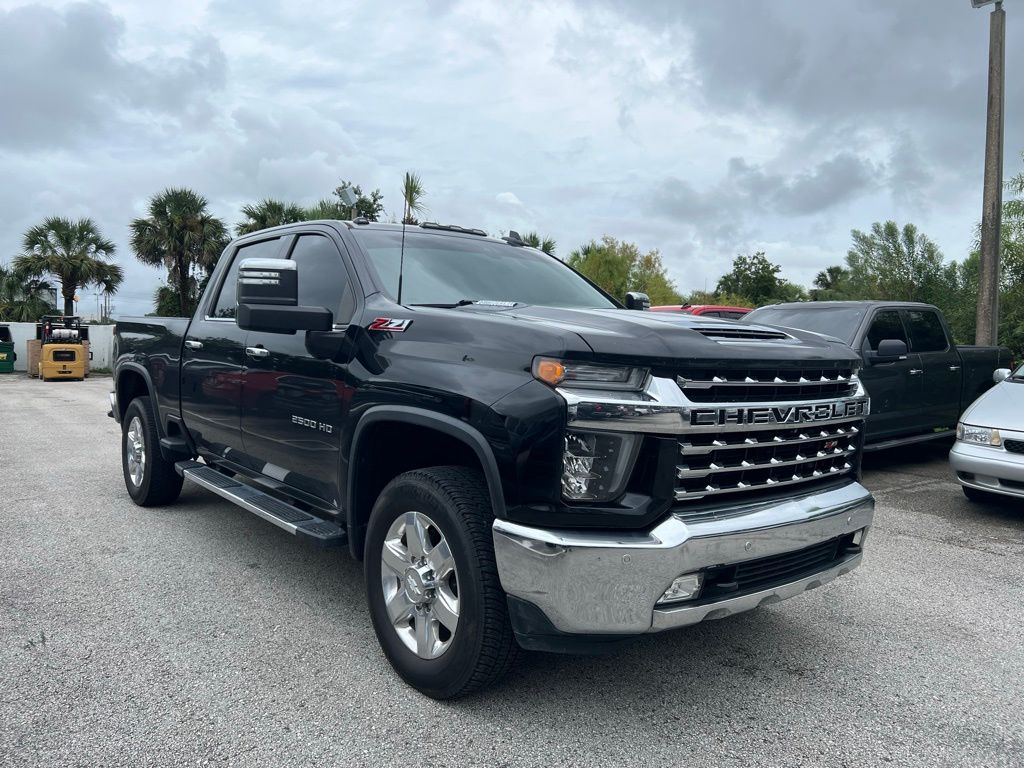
[690,399,868,427]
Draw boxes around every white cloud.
[0,0,1019,317]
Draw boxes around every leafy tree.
[567,235,681,304]
[237,199,306,236]
[810,265,852,301]
[13,217,123,316]
[130,188,230,317]
[845,221,945,302]
[334,180,385,221]
[522,232,557,256]
[683,289,756,307]
[0,265,55,321]
[401,172,426,225]
[716,252,791,305]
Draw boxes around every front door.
[180,236,284,460]
[240,232,358,506]
[859,308,922,440]
[904,307,960,430]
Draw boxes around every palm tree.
[0,265,55,321]
[303,198,348,221]
[13,217,122,316]
[237,199,306,236]
[401,172,427,225]
[130,188,230,317]
[522,232,557,256]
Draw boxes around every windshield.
[1011,363,1024,380]
[744,306,866,344]
[351,229,617,309]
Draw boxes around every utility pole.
[975,0,1006,346]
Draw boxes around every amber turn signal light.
[533,358,566,386]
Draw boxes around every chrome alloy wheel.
[380,511,460,660]
[125,416,146,488]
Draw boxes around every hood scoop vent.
[697,326,791,342]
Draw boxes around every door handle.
[948,365,961,371]
[245,346,269,359]
[184,339,203,350]
[909,369,923,375]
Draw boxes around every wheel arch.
[347,406,506,560]
[114,363,156,423]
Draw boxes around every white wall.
[4,322,115,371]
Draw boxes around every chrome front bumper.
[950,438,1024,498]
[492,481,874,636]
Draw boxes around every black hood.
[456,304,861,369]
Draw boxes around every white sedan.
[950,364,1024,502]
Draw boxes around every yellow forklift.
[37,315,89,381]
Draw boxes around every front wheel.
[121,396,183,507]
[365,467,518,699]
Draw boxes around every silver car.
[950,365,1024,502]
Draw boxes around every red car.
[650,304,751,320]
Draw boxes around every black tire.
[963,485,1000,504]
[121,396,183,507]
[364,466,518,699]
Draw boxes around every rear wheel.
[365,467,518,699]
[122,396,183,506]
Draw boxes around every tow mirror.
[236,258,332,333]
[993,368,1011,384]
[867,338,908,363]
[624,292,651,311]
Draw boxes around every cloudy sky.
[1,0,1021,317]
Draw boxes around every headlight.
[533,357,648,391]
[561,430,639,501]
[957,422,1002,447]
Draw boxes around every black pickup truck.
[744,301,1011,449]
[111,220,874,698]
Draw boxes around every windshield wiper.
[410,299,478,308]
[410,299,522,309]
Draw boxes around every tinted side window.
[212,238,281,318]
[722,311,745,320]
[866,310,907,350]
[906,309,948,352]
[289,235,354,320]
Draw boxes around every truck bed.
[957,344,1013,410]
[113,316,189,433]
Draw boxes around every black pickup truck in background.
[111,220,875,698]
[743,301,1011,449]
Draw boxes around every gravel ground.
[1,375,1022,767]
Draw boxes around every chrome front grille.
[675,422,861,503]
[676,367,859,403]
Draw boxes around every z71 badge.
[368,317,412,332]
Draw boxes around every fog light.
[852,528,865,546]
[561,431,639,502]
[657,573,703,605]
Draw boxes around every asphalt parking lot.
[2,376,1022,767]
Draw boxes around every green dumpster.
[0,325,15,374]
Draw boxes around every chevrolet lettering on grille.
[689,400,867,427]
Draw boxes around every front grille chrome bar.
[678,373,856,390]
[675,463,854,501]
[677,446,857,479]
[679,424,860,455]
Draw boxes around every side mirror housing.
[236,258,333,333]
[866,338,909,363]
[624,292,651,311]
[993,368,1011,384]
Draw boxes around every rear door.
[903,307,960,430]
[859,308,922,439]
[180,236,284,460]
[240,231,359,506]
